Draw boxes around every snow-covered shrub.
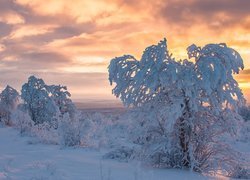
[108,38,246,173]
[80,112,103,147]
[58,113,82,147]
[0,85,19,125]
[30,122,59,145]
[80,112,130,149]
[12,105,59,144]
[103,146,134,162]
[11,108,34,135]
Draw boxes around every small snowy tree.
[21,76,58,125]
[47,85,76,119]
[0,85,19,125]
[108,38,246,174]
[21,75,77,129]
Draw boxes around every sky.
[0,0,249,102]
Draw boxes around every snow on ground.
[0,126,211,180]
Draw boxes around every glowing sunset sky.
[0,0,249,101]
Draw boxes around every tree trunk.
[179,98,191,168]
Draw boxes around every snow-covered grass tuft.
[103,146,134,162]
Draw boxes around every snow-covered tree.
[20,75,77,129]
[108,38,246,173]
[47,85,76,119]
[239,105,250,121]
[21,76,58,125]
[0,85,19,125]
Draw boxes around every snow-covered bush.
[0,85,19,125]
[58,113,82,147]
[11,105,63,145]
[12,105,77,146]
[11,108,34,135]
[30,122,59,145]
[80,112,130,149]
[108,38,247,174]
[103,146,134,162]
[80,112,104,147]
[12,108,59,144]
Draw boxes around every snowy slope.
[0,126,211,180]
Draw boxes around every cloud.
[0,51,70,72]
[0,0,249,101]
[158,0,250,29]
[240,69,250,75]
[20,22,95,45]
[0,0,23,15]
[0,71,113,100]
[0,22,13,38]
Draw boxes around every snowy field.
[0,124,208,180]
[0,106,249,180]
